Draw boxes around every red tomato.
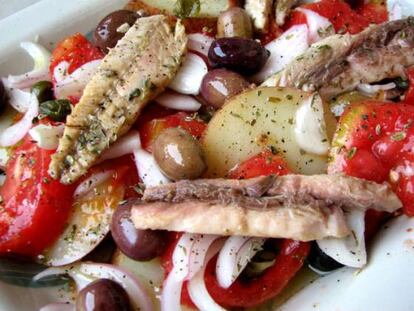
[259,19,283,45]
[286,0,385,34]
[204,240,310,308]
[228,150,291,179]
[50,33,103,77]
[329,101,414,215]
[0,137,76,257]
[138,112,207,151]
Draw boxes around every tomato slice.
[228,150,291,179]
[138,112,207,151]
[0,136,76,257]
[50,33,103,76]
[286,0,386,34]
[204,240,310,308]
[329,101,414,216]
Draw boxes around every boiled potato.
[202,87,337,177]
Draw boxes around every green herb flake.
[129,88,142,100]
[268,97,281,103]
[347,147,357,159]
[391,131,407,141]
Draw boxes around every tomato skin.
[228,150,291,179]
[138,112,207,151]
[50,33,103,77]
[204,240,310,308]
[329,101,414,216]
[0,137,76,257]
[286,0,386,34]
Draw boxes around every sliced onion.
[0,93,39,147]
[188,33,214,58]
[35,262,153,311]
[169,53,208,95]
[161,234,220,311]
[1,79,31,112]
[54,59,102,99]
[39,303,75,311]
[317,209,366,268]
[99,130,141,162]
[133,148,170,187]
[389,2,402,21]
[216,236,265,288]
[188,240,226,311]
[53,61,70,83]
[252,24,309,83]
[73,170,114,198]
[7,42,51,89]
[155,90,202,111]
[296,8,334,43]
[29,123,65,150]
[357,82,396,96]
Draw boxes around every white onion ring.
[155,90,202,112]
[39,303,75,311]
[54,59,101,99]
[252,25,309,83]
[169,53,208,95]
[6,41,51,89]
[296,8,334,43]
[216,236,265,288]
[34,262,153,311]
[357,82,396,96]
[161,234,220,311]
[188,240,226,311]
[0,93,39,147]
[1,78,31,113]
[29,123,65,150]
[73,170,114,198]
[99,130,141,162]
[133,148,170,187]
[188,33,214,57]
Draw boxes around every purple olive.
[76,279,131,311]
[200,69,250,108]
[111,201,167,261]
[208,38,270,75]
[93,10,139,53]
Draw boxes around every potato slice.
[202,87,336,177]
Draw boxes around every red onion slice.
[54,59,101,99]
[7,41,51,89]
[296,8,334,43]
[53,61,70,83]
[34,262,153,311]
[1,79,31,113]
[253,25,309,83]
[169,53,208,95]
[188,240,226,311]
[216,236,265,288]
[133,148,170,187]
[0,93,39,147]
[99,130,141,162]
[155,90,202,112]
[188,33,214,57]
[39,303,75,311]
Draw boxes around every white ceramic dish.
[1,1,414,311]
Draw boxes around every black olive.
[111,200,167,261]
[344,0,364,8]
[31,81,54,103]
[307,242,343,273]
[39,99,72,121]
[0,79,7,113]
[93,10,139,53]
[208,38,270,75]
[76,279,132,311]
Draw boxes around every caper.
[217,7,253,39]
[31,81,54,103]
[39,99,72,121]
[153,127,206,181]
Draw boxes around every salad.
[0,0,413,310]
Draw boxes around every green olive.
[31,81,54,103]
[217,7,253,39]
[153,127,206,181]
[39,99,72,121]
